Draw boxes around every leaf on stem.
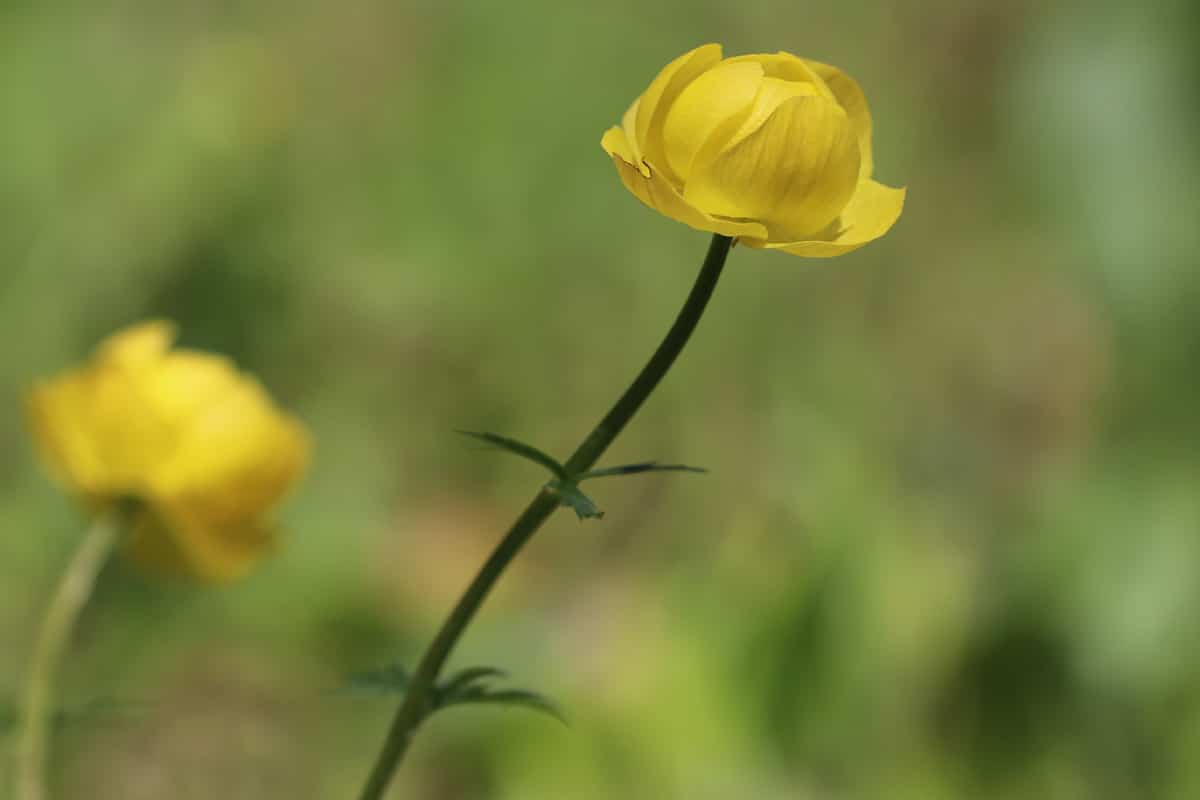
[438,666,508,698]
[435,667,568,726]
[546,480,605,520]
[546,463,706,520]
[577,462,708,481]
[338,662,565,725]
[442,688,568,725]
[456,430,567,479]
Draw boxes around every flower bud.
[602,44,905,257]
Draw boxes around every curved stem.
[356,234,734,799]
[16,510,122,800]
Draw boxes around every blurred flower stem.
[357,233,734,799]
[16,507,125,800]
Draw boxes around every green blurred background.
[3,1,1200,797]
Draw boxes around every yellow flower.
[26,321,310,581]
[601,44,905,257]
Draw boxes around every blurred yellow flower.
[602,44,905,257]
[26,321,310,582]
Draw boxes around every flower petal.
[618,97,647,174]
[724,52,835,100]
[804,58,874,180]
[634,43,723,185]
[127,508,276,582]
[745,180,906,257]
[26,321,185,498]
[126,355,308,582]
[603,125,768,238]
[660,60,762,181]
[96,320,176,367]
[684,95,860,240]
[139,351,243,428]
[26,374,109,497]
[601,124,637,163]
[26,361,175,499]
[716,78,821,155]
[147,378,309,528]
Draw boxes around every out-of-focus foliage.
[2,0,1199,798]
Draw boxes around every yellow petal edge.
[743,180,906,257]
[602,126,768,240]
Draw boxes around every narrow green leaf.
[438,666,507,699]
[577,462,708,481]
[547,480,605,520]
[456,430,567,479]
[441,688,568,725]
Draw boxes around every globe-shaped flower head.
[26,321,310,581]
[602,44,905,257]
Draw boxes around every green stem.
[16,510,122,800]
[356,234,734,800]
